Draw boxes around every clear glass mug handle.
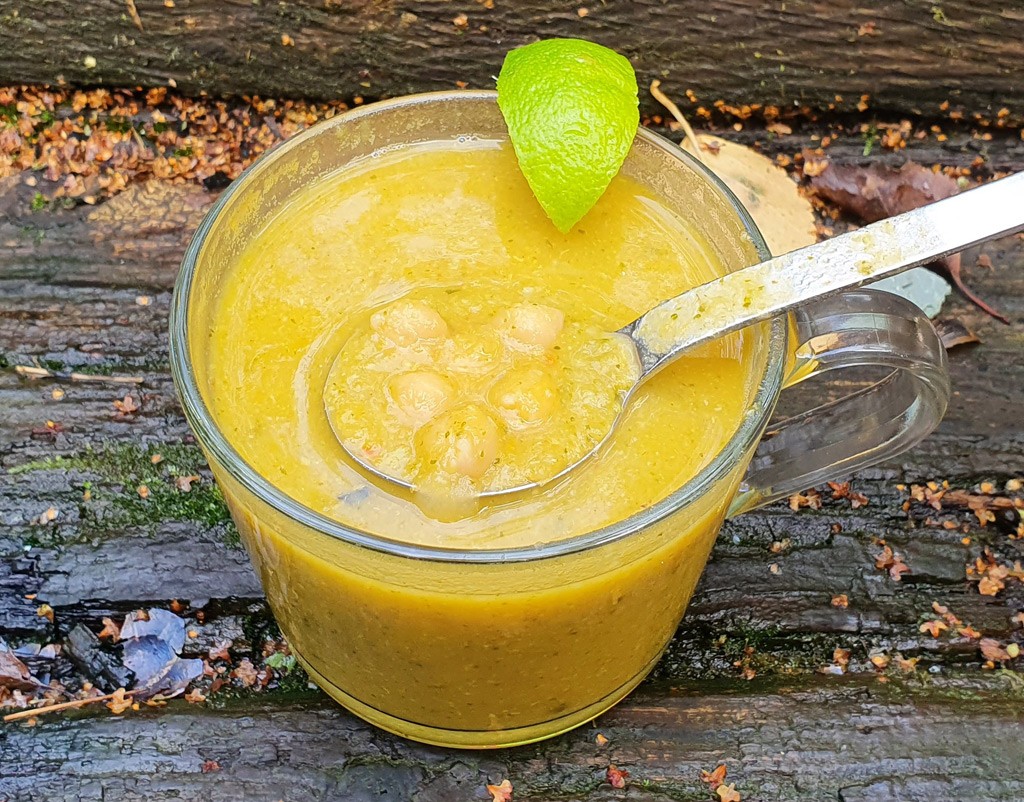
[728,288,951,516]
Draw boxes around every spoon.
[326,171,1024,499]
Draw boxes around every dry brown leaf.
[98,617,121,641]
[114,394,140,416]
[175,475,201,492]
[980,638,1011,662]
[717,784,742,802]
[831,594,849,608]
[208,640,232,662]
[700,764,728,789]
[810,160,1007,322]
[934,318,981,350]
[0,646,40,691]
[106,688,133,715]
[606,765,629,789]
[232,658,258,687]
[682,135,818,255]
[486,779,513,802]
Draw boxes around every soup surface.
[206,140,757,548]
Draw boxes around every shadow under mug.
[169,91,950,748]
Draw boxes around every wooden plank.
[1,122,1022,796]
[1,678,1022,801]
[2,131,1023,659]
[0,1,1022,121]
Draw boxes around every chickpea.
[488,368,558,428]
[496,303,564,350]
[416,403,501,480]
[371,299,448,347]
[387,371,454,425]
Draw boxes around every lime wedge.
[497,38,639,233]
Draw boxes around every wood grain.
[0,0,1022,119]
[1,127,1023,799]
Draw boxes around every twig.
[2,689,138,722]
[941,490,1020,511]
[125,0,144,32]
[650,80,703,163]
[14,365,144,385]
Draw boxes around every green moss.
[7,443,232,537]
[0,104,16,126]
[862,125,879,156]
[30,192,48,211]
[104,116,133,134]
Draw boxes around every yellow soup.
[203,137,765,745]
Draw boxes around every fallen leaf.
[0,641,42,691]
[934,318,981,350]
[870,652,891,669]
[682,135,817,255]
[717,784,742,802]
[120,609,202,698]
[486,779,513,802]
[595,732,609,746]
[700,764,727,789]
[36,603,54,622]
[114,394,140,416]
[809,160,1007,322]
[980,638,1011,662]
[831,594,849,608]
[106,687,133,715]
[208,640,232,662]
[121,609,187,652]
[919,620,948,638]
[98,617,120,641]
[201,760,221,773]
[875,545,910,581]
[175,475,201,492]
[232,658,258,687]
[789,489,823,510]
[122,636,203,698]
[184,687,207,704]
[125,0,144,31]
[606,765,629,789]
[650,81,816,256]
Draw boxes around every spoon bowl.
[325,171,1024,501]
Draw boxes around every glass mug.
[169,92,949,748]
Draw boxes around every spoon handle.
[624,171,1024,377]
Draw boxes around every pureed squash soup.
[189,94,777,747]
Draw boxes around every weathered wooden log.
[2,677,1024,801]
[0,0,1023,121]
[1,125,1023,798]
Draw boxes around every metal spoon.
[326,171,1024,499]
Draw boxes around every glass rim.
[168,89,785,564]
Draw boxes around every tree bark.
[1,126,1023,800]
[2,679,1023,801]
[0,0,1022,119]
